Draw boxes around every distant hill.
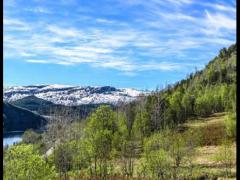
[4,85,144,106]
[10,95,108,119]
[11,95,55,113]
[3,102,47,133]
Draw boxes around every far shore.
[4,129,45,136]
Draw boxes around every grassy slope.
[180,112,236,179]
[104,113,236,179]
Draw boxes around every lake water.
[3,132,23,147]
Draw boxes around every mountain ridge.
[4,85,145,106]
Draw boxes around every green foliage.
[181,93,194,117]
[85,105,116,133]
[51,139,93,177]
[195,88,215,116]
[224,112,236,139]
[169,91,185,123]
[139,129,197,179]
[139,131,172,178]
[22,129,41,144]
[84,105,118,177]
[213,139,235,178]
[225,84,236,112]
[121,102,137,137]
[133,107,151,142]
[141,149,172,179]
[21,129,48,154]
[53,142,74,175]
[70,140,92,171]
[4,144,55,180]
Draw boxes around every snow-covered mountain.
[3,85,145,106]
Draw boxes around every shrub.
[53,143,74,176]
[224,113,236,139]
[22,129,41,144]
[196,124,226,146]
[140,149,172,179]
[213,139,235,178]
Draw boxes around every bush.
[22,129,41,144]
[196,124,226,146]
[224,113,236,139]
[53,143,74,176]
[213,139,235,178]
[140,149,172,179]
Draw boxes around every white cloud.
[55,61,74,65]
[26,59,49,63]
[3,18,30,31]
[165,0,192,6]
[3,0,236,76]
[72,46,112,53]
[4,18,24,26]
[204,10,236,30]
[213,4,236,13]
[201,2,236,13]
[25,7,51,14]
[20,52,35,57]
[96,18,115,24]
[47,25,80,37]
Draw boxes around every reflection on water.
[3,132,23,147]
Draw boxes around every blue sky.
[4,0,236,90]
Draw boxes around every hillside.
[3,102,47,133]
[179,113,236,178]
[95,112,236,178]
[11,95,55,113]
[126,43,237,133]
[10,95,111,120]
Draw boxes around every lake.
[3,132,24,147]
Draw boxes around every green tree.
[84,105,117,178]
[169,91,185,123]
[70,140,92,172]
[133,107,151,145]
[4,144,55,180]
[141,132,172,179]
[144,149,171,179]
[53,143,74,179]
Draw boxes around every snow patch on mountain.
[3,85,145,106]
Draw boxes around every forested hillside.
[3,102,46,133]
[11,95,108,119]
[125,43,236,134]
[3,44,236,179]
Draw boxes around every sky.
[3,0,236,90]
